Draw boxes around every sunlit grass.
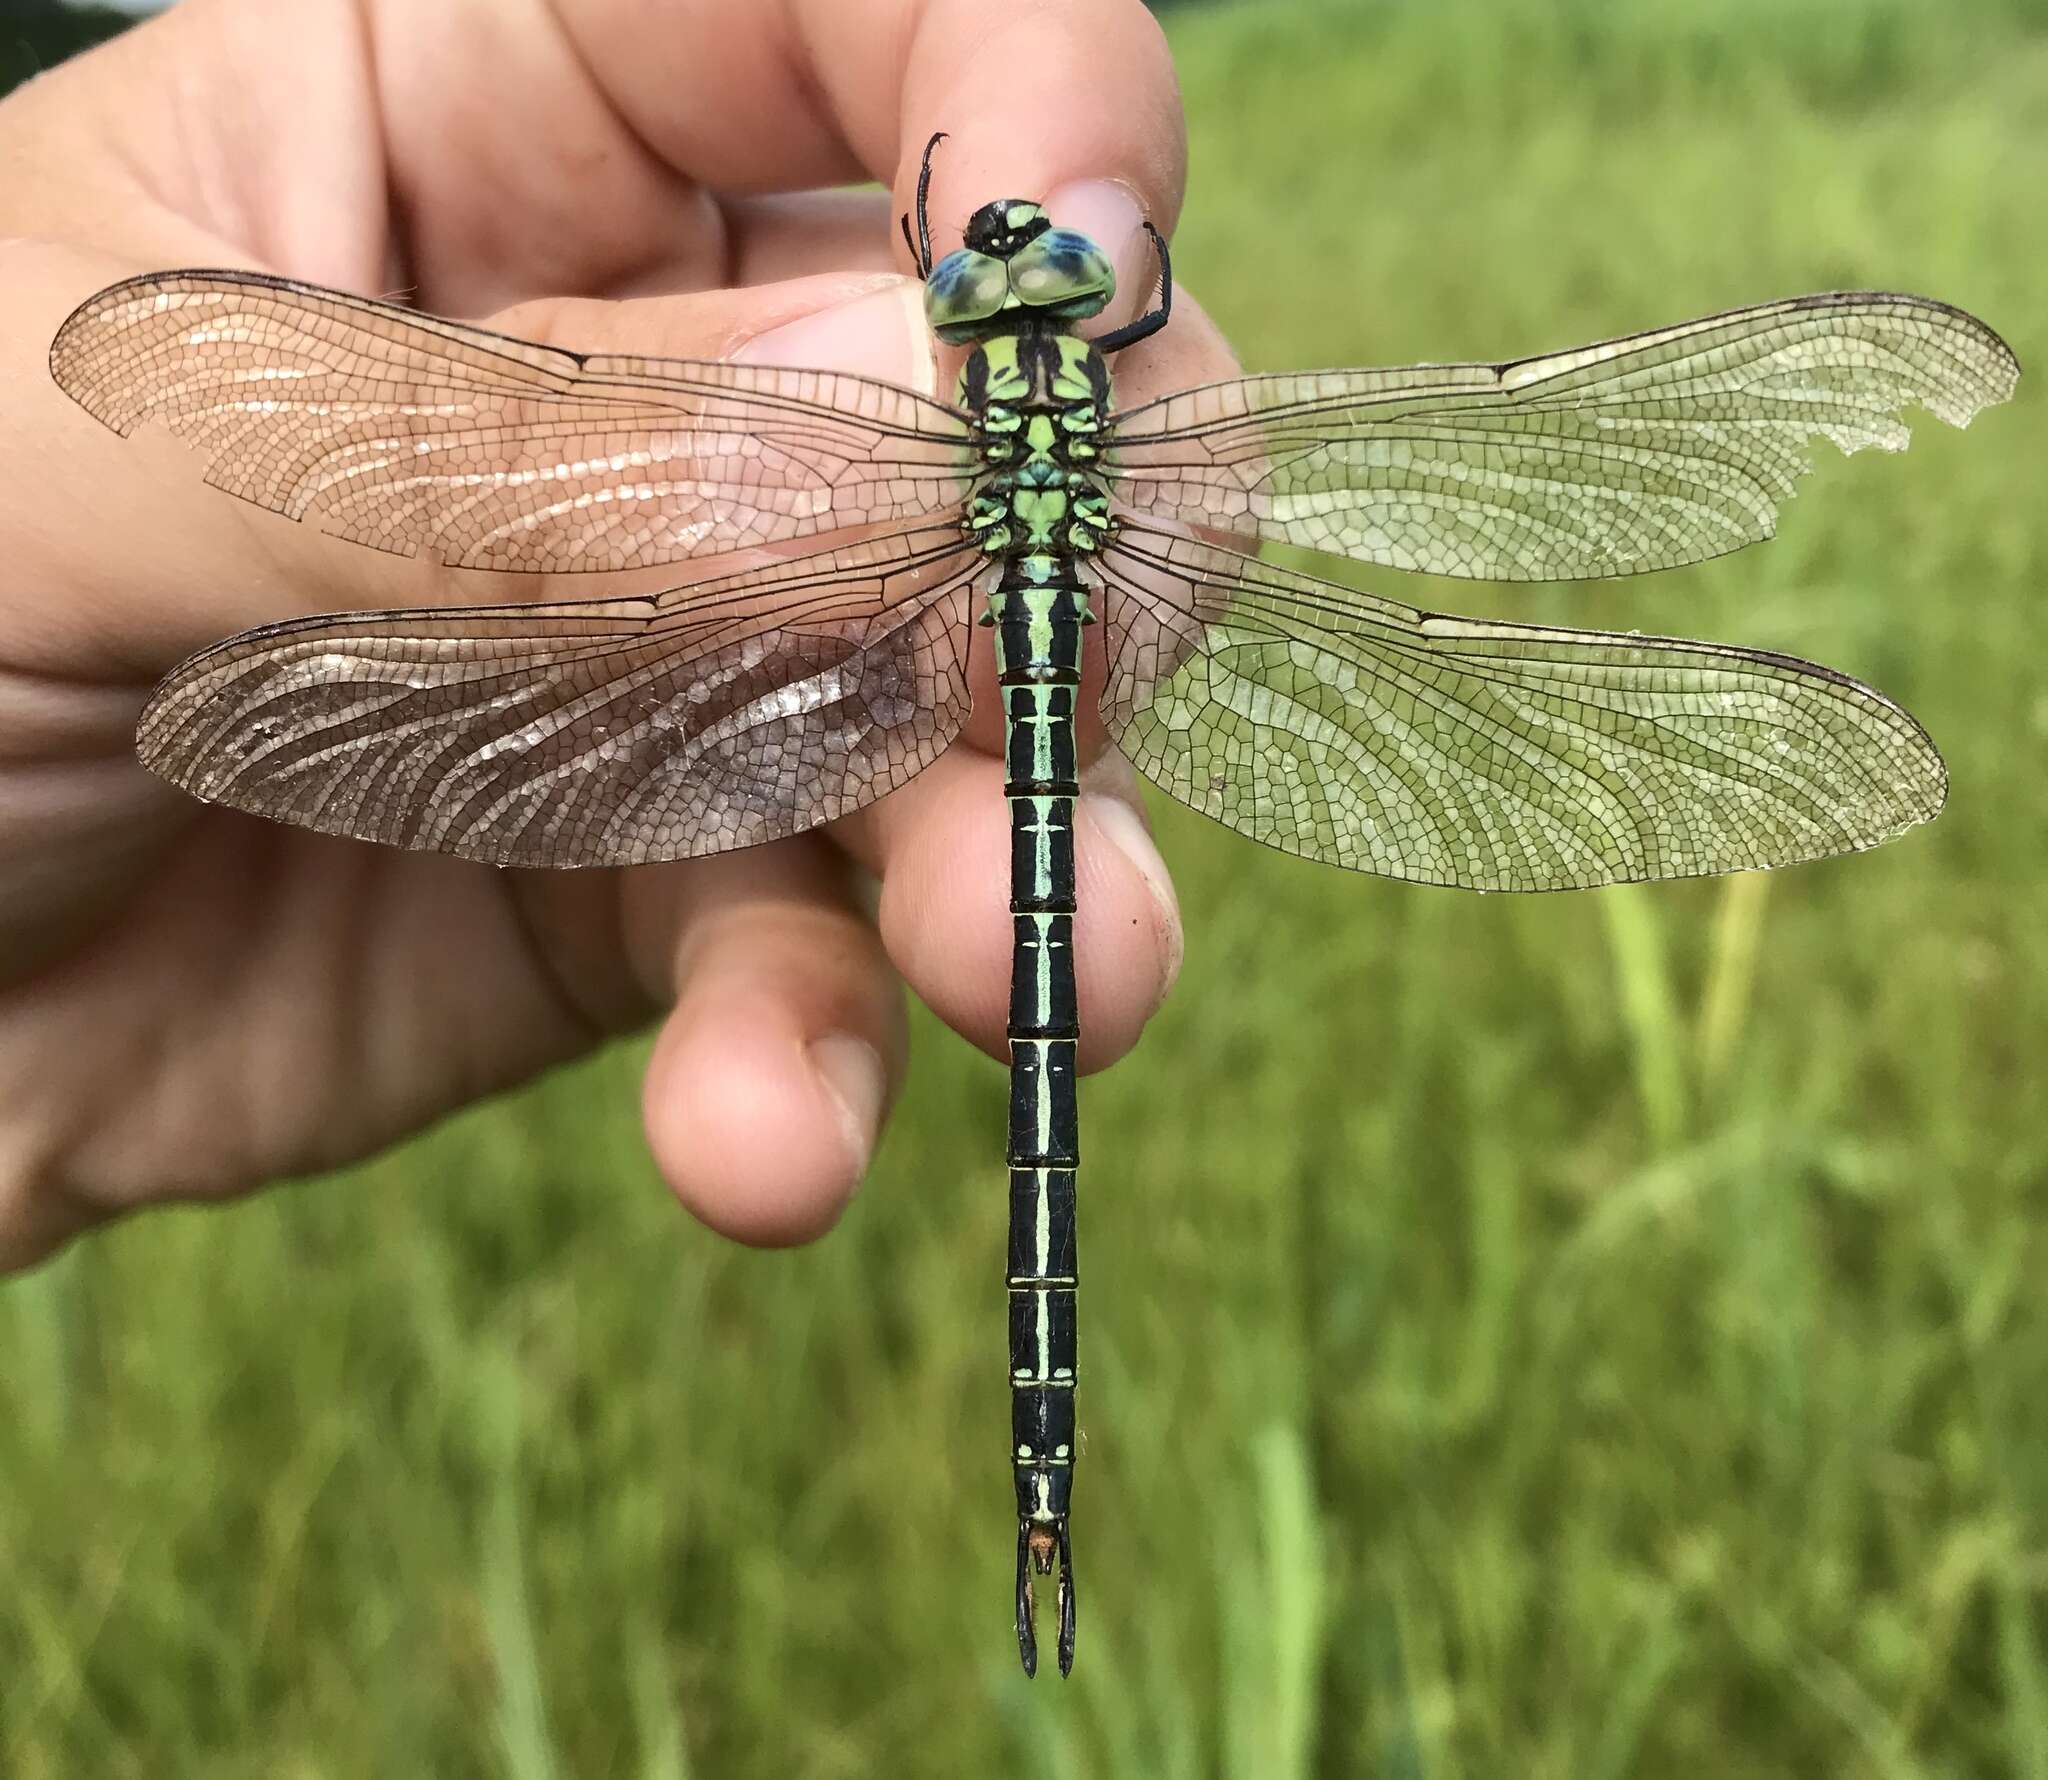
[5,2,2046,1775]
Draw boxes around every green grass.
[6,0,2048,1772]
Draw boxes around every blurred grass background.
[5,0,2046,1773]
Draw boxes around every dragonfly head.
[965,198,1052,258]
[925,200,1117,345]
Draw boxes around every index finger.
[884,0,1186,271]
[561,0,1185,226]
[532,0,1185,312]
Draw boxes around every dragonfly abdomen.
[995,563,1084,1680]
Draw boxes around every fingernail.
[1082,788,1184,1001]
[1044,179,1149,319]
[808,1033,887,1179]
[735,281,937,395]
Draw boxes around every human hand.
[0,0,1237,1270]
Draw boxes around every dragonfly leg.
[900,129,949,277]
[1094,221,1173,354]
[1016,1513,1075,1678]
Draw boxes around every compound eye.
[925,249,1010,336]
[1007,229,1116,319]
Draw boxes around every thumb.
[500,270,933,387]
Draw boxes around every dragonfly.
[49,132,2016,1679]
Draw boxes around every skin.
[0,0,1244,1271]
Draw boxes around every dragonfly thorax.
[925,200,1117,345]
[958,332,1114,564]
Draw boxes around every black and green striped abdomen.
[998,561,1084,1531]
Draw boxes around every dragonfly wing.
[139,526,981,866]
[1107,293,2017,580]
[53,270,976,572]
[1095,524,1944,890]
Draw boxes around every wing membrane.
[1097,525,1944,890]
[139,526,980,866]
[1108,293,2017,580]
[53,271,975,572]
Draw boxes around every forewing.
[139,527,981,866]
[53,270,975,571]
[1108,293,2016,580]
[1097,525,1944,890]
